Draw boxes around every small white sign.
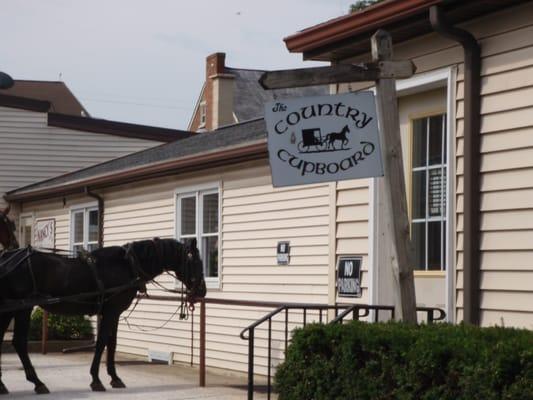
[277,241,290,265]
[34,219,55,249]
[265,92,383,187]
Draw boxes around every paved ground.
[1,351,273,399]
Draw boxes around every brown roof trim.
[6,141,268,203]
[284,0,442,54]
[48,113,194,143]
[0,94,51,112]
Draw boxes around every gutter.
[85,188,104,248]
[284,0,441,54]
[430,6,481,325]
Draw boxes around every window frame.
[199,101,207,128]
[409,113,448,272]
[175,182,221,289]
[70,203,99,253]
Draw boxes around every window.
[71,206,99,254]
[177,188,219,283]
[411,114,447,271]
[199,101,207,127]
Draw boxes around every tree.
[350,0,385,12]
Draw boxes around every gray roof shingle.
[229,68,328,122]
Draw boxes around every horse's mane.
[125,238,183,276]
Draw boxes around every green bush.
[29,308,93,341]
[275,322,533,400]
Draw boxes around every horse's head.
[0,205,19,250]
[128,238,207,302]
[180,239,207,303]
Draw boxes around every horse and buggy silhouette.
[0,206,207,394]
[297,124,351,153]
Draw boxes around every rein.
[123,241,193,323]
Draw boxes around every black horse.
[0,207,206,394]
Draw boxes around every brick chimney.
[202,52,235,131]
[206,52,226,77]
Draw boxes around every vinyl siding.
[455,5,533,329]
[335,179,371,304]
[0,106,160,210]
[22,162,333,375]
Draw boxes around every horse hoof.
[90,382,106,392]
[0,383,9,395]
[110,379,126,389]
[35,384,50,395]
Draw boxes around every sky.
[1,1,355,130]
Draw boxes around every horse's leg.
[106,314,125,389]
[12,309,49,394]
[0,314,13,395]
[89,314,111,392]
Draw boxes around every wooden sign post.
[261,30,417,323]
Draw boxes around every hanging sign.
[265,92,383,187]
[34,219,55,249]
[337,256,362,298]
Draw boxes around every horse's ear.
[3,205,10,215]
[190,238,197,251]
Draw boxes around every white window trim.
[369,66,456,322]
[410,114,448,272]
[70,203,99,252]
[175,182,221,290]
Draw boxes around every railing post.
[267,318,272,400]
[199,299,206,387]
[248,328,255,400]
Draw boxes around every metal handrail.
[331,304,446,324]
[240,303,351,400]
[331,304,395,323]
[416,306,447,323]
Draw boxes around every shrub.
[275,322,533,400]
[29,308,93,341]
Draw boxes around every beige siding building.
[4,0,533,379]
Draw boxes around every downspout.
[429,6,481,325]
[85,187,104,249]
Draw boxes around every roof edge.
[284,0,442,55]
[5,140,268,203]
[0,94,51,113]
[48,113,194,143]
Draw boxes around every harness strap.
[26,250,40,297]
[0,247,33,280]
[80,251,106,315]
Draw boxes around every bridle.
[123,239,196,320]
